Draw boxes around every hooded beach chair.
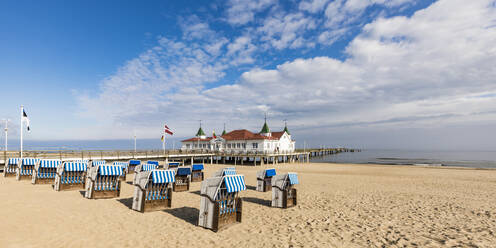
[84,164,122,199]
[256,168,276,192]
[147,160,159,168]
[212,167,236,177]
[90,160,106,168]
[166,162,181,169]
[32,159,61,184]
[198,174,246,232]
[191,164,204,182]
[132,169,175,212]
[133,163,157,184]
[16,158,40,181]
[113,162,128,181]
[54,161,88,191]
[271,173,298,208]
[128,160,141,174]
[173,167,191,192]
[3,158,19,177]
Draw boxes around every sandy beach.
[1,163,495,247]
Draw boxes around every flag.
[22,109,30,132]
[161,135,164,142]
[213,130,216,139]
[164,124,173,135]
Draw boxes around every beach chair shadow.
[164,207,199,226]
[189,190,201,196]
[245,185,257,191]
[126,181,133,185]
[117,197,134,209]
[79,190,85,197]
[242,197,271,207]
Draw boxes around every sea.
[310,149,496,169]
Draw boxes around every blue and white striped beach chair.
[132,169,175,212]
[90,160,106,168]
[16,158,40,181]
[166,162,181,169]
[191,164,204,182]
[32,159,61,184]
[84,164,122,199]
[3,158,20,177]
[113,161,128,181]
[54,161,88,191]
[128,160,141,174]
[212,167,236,177]
[271,172,298,208]
[173,167,191,192]
[256,168,277,192]
[133,163,158,184]
[199,174,246,232]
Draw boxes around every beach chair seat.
[84,165,122,199]
[128,160,141,174]
[113,162,128,181]
[32,159,61,184]
[212,167,236,177]
[132,169,175,212]
[16,158,40,181]
[3,158,19,177]
[191,164,204,182]
[256,168,276,192]
[54,162,88,191]
[173,167,191,192]
[90,160,106,168]
[198,174,246,232]
[271,173,298,208]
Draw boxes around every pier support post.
[191,156,194,165]
[210,156,213,165]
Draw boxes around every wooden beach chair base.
[17,175,32,181]
[282,188,297,208]
[212,198,242,232]
[140,188,173,212]
[191,172,204,182]
[59,183,85,191]
[4,173,16,178]
[173,181,190,192]
[91,188,121,199]
[33,178,55,185]
[257,178,272,192]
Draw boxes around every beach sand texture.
[1,163,495,247]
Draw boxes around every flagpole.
[134,130,136,153]
[20,105,23,159]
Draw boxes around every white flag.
[22,109,30,132]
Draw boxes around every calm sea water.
[310,149,496,169]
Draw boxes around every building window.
[252,143,258,149]
[237,143,241,148]
[227,144,231,148]
[242,143,246,149]
[186,144,190,148]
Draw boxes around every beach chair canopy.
[168,162,181,166]
[288,173,299,185]
[147,161,159,166]
[99,165,123,176]
[39,159,61,168]
[92,160,106,166]
[176,167,191,176]
[265,168,276,177]
[223,167,236,176]
[141,164,157,172]
[64,162,88,172]
[8,158,20,165]
[22,158,40,166]
[152,170,176,184]
[224,175,246,193]
[192,164,204,171]
[129,160,141,165]
[113,162,128,168]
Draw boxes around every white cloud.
[225,0,277,25]
[76,0,496,148]
[299,0,331,13]
[258,12,317,49]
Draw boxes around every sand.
[1,163,495,248]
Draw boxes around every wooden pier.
[0,148,359,170]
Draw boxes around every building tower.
[260,113,271,137]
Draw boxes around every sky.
[0,0,495,150]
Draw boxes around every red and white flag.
[164,124,173,135]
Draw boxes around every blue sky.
[1,0,496,150]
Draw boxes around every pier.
[0,148,359,170]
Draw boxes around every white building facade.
[181,121,295,154]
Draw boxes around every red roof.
[182,129,288,142]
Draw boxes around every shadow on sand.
[164,207,199,226]
[79,190,85,197]
[189,190,201,196]
[243,197,271,207]
[246,185,257,191]
[117,197,134,209]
